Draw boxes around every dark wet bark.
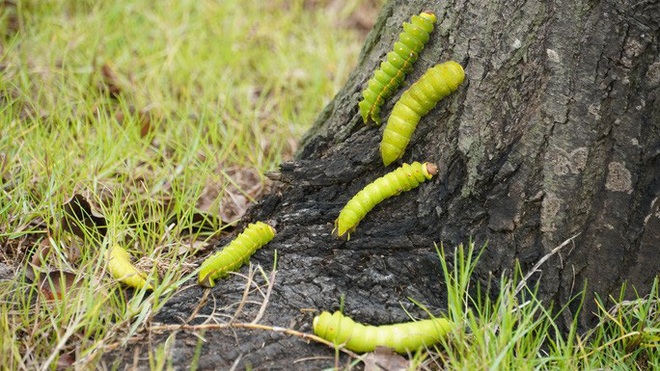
[113,0,659,369]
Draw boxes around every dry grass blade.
[229,265,257,324]
[514,233,580,296]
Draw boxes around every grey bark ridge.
[113,0,660,369]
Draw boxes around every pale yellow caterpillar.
[313,311,453,354]
[334,161,437,239]
[381,61,465,166]
[198,222,276,288]
[358,11,437,125]
[106,244,152,290]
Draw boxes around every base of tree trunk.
[108,0,659,367]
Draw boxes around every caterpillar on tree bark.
[334,161,437,239]
[358,11,437,125]
[380,61,465,166]
[313,311,453,354]
[198,221,276,287]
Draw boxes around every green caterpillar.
[313,311,453,354]
[107,244,152,290]
[381,61,465,166]
[198,221,276,287]
[334,161,437,239]
[358,11,437,125]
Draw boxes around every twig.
[185,288,210,324]
[228,354,242,371]
[147,322,360,359]
[229,266,256,324]
[251,268,277,324]
[514,233,580,296]
[487,233,581,335]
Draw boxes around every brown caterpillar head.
[423,162,438,178]
[333,219,354,241]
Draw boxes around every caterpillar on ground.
[107,244,152,290]
[358,11,437,125]
[380,61,465,166]
[334,161,437,239]
[198,221,276,288]
[313,311,453,354]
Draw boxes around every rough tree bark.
[119,0,659,369]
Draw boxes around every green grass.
[0,0,374,368]
[315,243,658,370]
[1,0,658,370]
[425,243,660,371]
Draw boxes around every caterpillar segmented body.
[198,222,276,287]
[358,11,437,125]
[381,61,465,166]
[334,162,437,239]
[107,244,152,290]
[313,311,453,354]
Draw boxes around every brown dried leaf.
[220,191,249,223]
[24,238,82,282]
[32,238,81,265]
[62,194,107,240]
[114,105,159,138]
[348,2,380,33]
[363,347,410,371]
[39,270,78,301]
[1,0,20,36]
[177,239,211,256]
[56,351,76,369]
[200,165,270,223]
[30,239,52,268]
[99,63,125,98]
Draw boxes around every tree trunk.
[124,0,659,368]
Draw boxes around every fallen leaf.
[56,351,76,369]
[39,270,78,301]
[1,0,20,36]
[25,238,54,282]
[62,194,107,240]
[30,238,52,268]
[99,63,125,98]
[200,165,270,223]
[114,105,159,138]
[363,347,410,371]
